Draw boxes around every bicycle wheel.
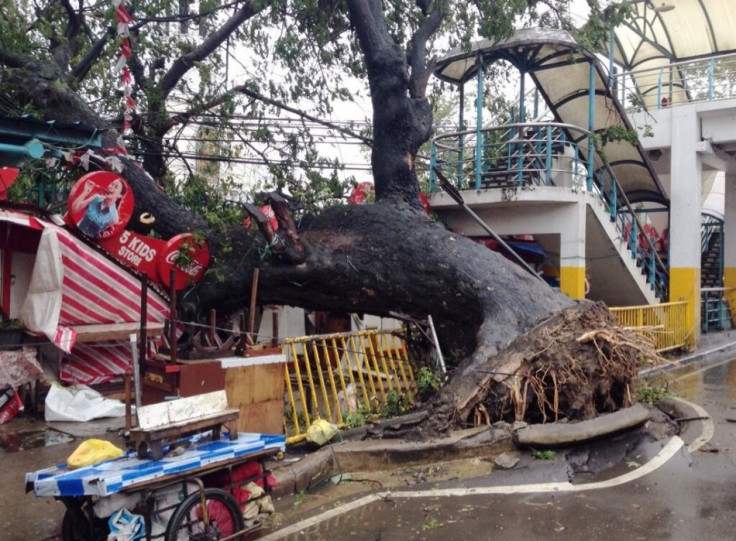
[164,487,245,541]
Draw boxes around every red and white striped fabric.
[19,216,169,385]
[59,340,158,385]
[53,226,169,327]
[55,225,169,384]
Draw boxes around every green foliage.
[293,491,307,507]
[531,449,556,460]
[380,390,409,418]
[173,173,245,228]
[344,409,366,429]
[416,366,442,399]
[421,517,444,531]
[591,124,641,165]
[635,381,669,405]
[598,125,640,147]
[573,1,634,52]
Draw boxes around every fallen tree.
[0,0,657,431]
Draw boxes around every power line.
[130,149,374,171]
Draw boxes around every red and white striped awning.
[11,210,170,385]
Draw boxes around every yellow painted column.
[558,199,587,300]
[725,174,736,317]
[669,267,700,345]
[560,266,586,299]
[725,268,736,315]
[668,108,702,348]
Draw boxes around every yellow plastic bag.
[305,419,338,446]
[67,438,124,469]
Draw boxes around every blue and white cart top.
[26,433,285,498]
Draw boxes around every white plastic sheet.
[45,383,127,422]
[20,228,67,349]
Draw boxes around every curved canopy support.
[434,28,668,205]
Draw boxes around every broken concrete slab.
[271,447,338,497]
[269,425,514,496]
[514,403,651,447]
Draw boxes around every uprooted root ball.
[480,301,669,424]
[395,302,671,440]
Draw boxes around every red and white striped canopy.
[10,209,169,384]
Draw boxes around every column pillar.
[559,202,586,299]
[668,109,702,347]
[724,173,736,315]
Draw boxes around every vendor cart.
[25,431,285,541]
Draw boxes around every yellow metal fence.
[610,301,689,352]
[281,329,417,444]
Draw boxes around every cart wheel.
[164,487,245,541]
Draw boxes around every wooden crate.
[142,359,225,405]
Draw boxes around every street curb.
[656,396,712,452]
[269,425,513,498]
[514,403,650,447]
[639,332,736,378]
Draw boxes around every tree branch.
[158,0,263,100]
[49,0,83,72]
[267,191,306,264]
[71,27,115,82]
[408,9,442,99]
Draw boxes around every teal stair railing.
[700,213,731,331]
[428,121,668,301]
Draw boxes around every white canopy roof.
[612,0,736,107]
[434,28,668,204]
[614,0,736,68]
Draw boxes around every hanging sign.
[157,234,210,290]
[67,172,210,291]
[66,171,134,240]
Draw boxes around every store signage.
[67,172,209,290]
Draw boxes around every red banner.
[98,230,163,278]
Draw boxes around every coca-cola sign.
[158,233,210,290]
[67,171,134,240]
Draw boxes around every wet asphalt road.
[4,351,736,540]
[256,358,736,541]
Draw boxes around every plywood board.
[179,361,225,396]
[74,322,165,343]
[225,363,284,434]
[136,390,229,430]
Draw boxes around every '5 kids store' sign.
[66,171,209,291]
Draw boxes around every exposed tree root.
[407,301,670,439]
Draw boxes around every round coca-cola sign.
[68,171,134,240]
[158,233,210,290]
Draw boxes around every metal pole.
[475,62,484,190]
[458,85,465,187]
[129,333,142,412]
[587,62,596,191]
[427,315,446,375]
[139,274,148,376]
[169,269,177,363]
[433,166,546,283]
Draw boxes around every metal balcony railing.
[428,122,668,300]
[614,52,736,111]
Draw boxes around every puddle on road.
[0,428,74,454]
[668,356,736,403]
